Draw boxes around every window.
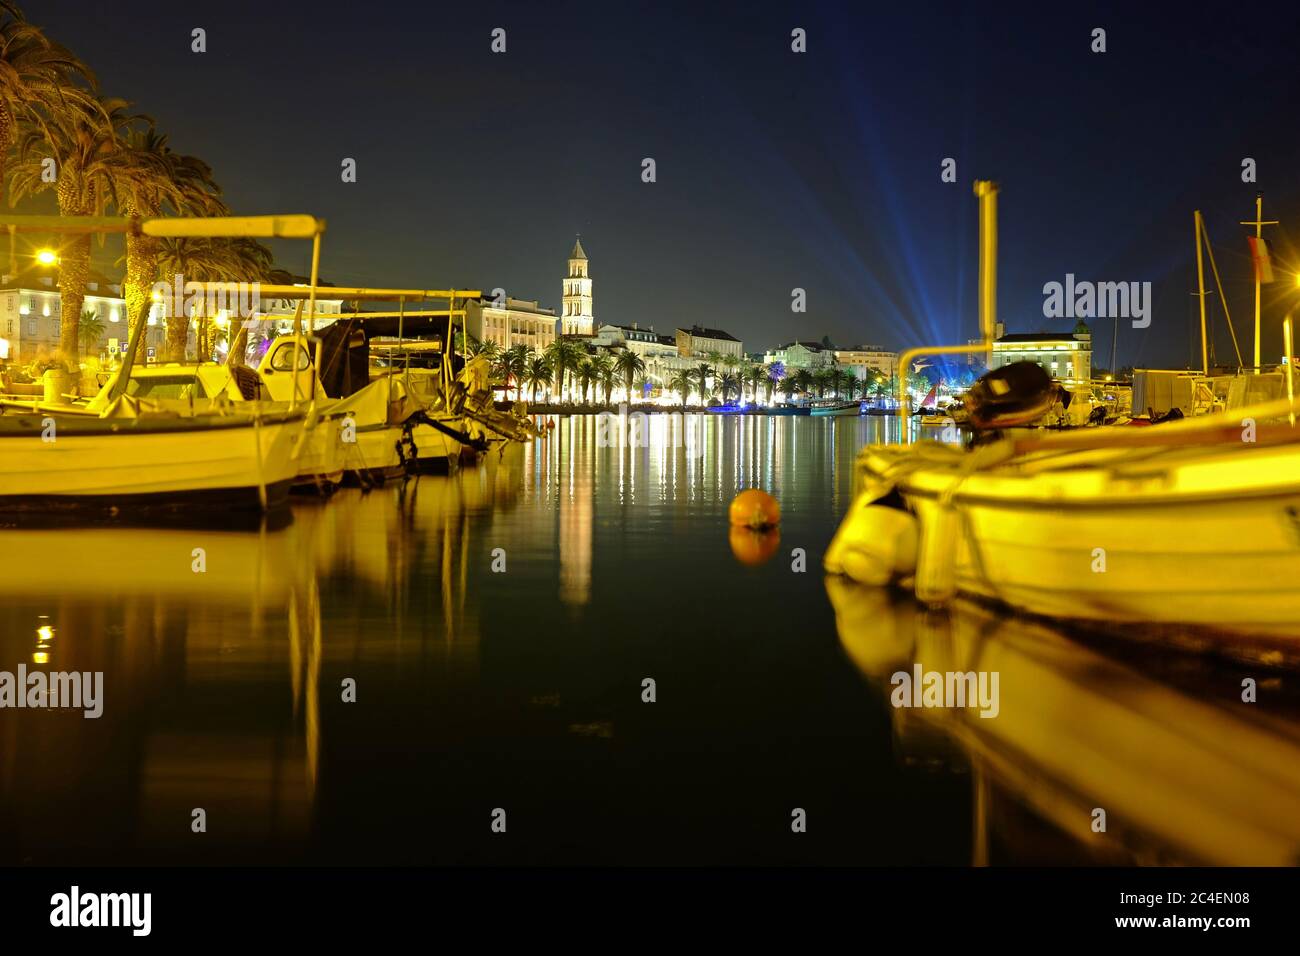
[27,320,36,335]
[126,375,206,400]
[270,343,311,371]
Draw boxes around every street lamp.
[35,249,58,266]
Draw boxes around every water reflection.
[0,450,522,864]
[7,414,1268,865]
[825,578,1300,865]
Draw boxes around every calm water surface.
[2,415,1299,865]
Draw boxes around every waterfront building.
[464,295,558,353]
[0,267,166,364]
[991,320,1092,384]
[761,341,833,370]
[590,323,695,396]
[561,237,594,336]
[833,345,898,381]
[675,324,743,360]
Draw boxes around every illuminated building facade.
[991,320,1092,384]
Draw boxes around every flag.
[1248,235,1275,283]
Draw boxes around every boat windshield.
[126,375,208,400]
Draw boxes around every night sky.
[27,0,1300,368]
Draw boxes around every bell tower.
[562,236,593,335]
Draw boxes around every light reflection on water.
[0,415,1296,865]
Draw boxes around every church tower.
[562,236,593,336]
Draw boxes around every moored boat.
[825,396,1300,650]
[0,407,304,515]
[809,401,862,416]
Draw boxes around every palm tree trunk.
[57,234,91,360]
[122,232,158,362]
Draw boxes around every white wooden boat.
[810,401,862,417]
[81,363,347,493]
[0,407,304,515]
[258,335,409,485]
[825,396,1300,649]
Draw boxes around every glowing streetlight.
[35,249,58,266]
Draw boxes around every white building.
[991,321,1092,384]
[676,325,743,361]
[592,322,695,390]
[761,341,833,370]
[833,345,898,381]
[561,237,594,336]
[464,295,557,353]
[0,268,166,364]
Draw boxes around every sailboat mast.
[1240,192,1278,372]
[1195,210,1209,374]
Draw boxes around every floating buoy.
[729,526,781,566]
[729,488,780,530]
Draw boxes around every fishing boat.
[79,362,348,493]
[810,401,862,417]
[0,212,328,516]
[826,181,1300,652]
[759,404,810,416]
[825,401,1300,649]
[0,407,303,515]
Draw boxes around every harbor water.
[2,415,1299,866]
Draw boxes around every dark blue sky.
[33,0,1300,366]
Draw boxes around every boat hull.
[0,412,303,514]
[834,437,1300,644]
[411,421,461,472]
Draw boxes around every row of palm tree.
[460,336,655,407]
[2,3,282,363]
[458,329,899,409]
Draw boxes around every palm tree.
[744,363,765,405]
[9,95,134,357]
[0,4,104,208]
[613,349,645,404]
[719,371,740,404]
[589,350,615,406]
[762,363,781,404]
[667,368,693,408]
[76,307,103,355]
[633,372,652,401]
[827,366,846,399]
[812,367,834,399]
[694,362,713,403]
[495,345,527,400]
[575,357,596,405]
[155,237,272,360]
[790,368,813,402]
[465,336,500,364]
[544,337,583,404]
[113,123,222,352]
[524,354,552,403]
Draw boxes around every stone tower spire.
[562,236,593,335]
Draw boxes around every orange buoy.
[729,526,781,566]
[729,488,780,530]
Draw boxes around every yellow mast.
[1194,211,1209,374]
[896,180,999,434]
[1240,192,1278,372]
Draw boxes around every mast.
[1240,192,1277,372]
[1194,210,1209,374]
